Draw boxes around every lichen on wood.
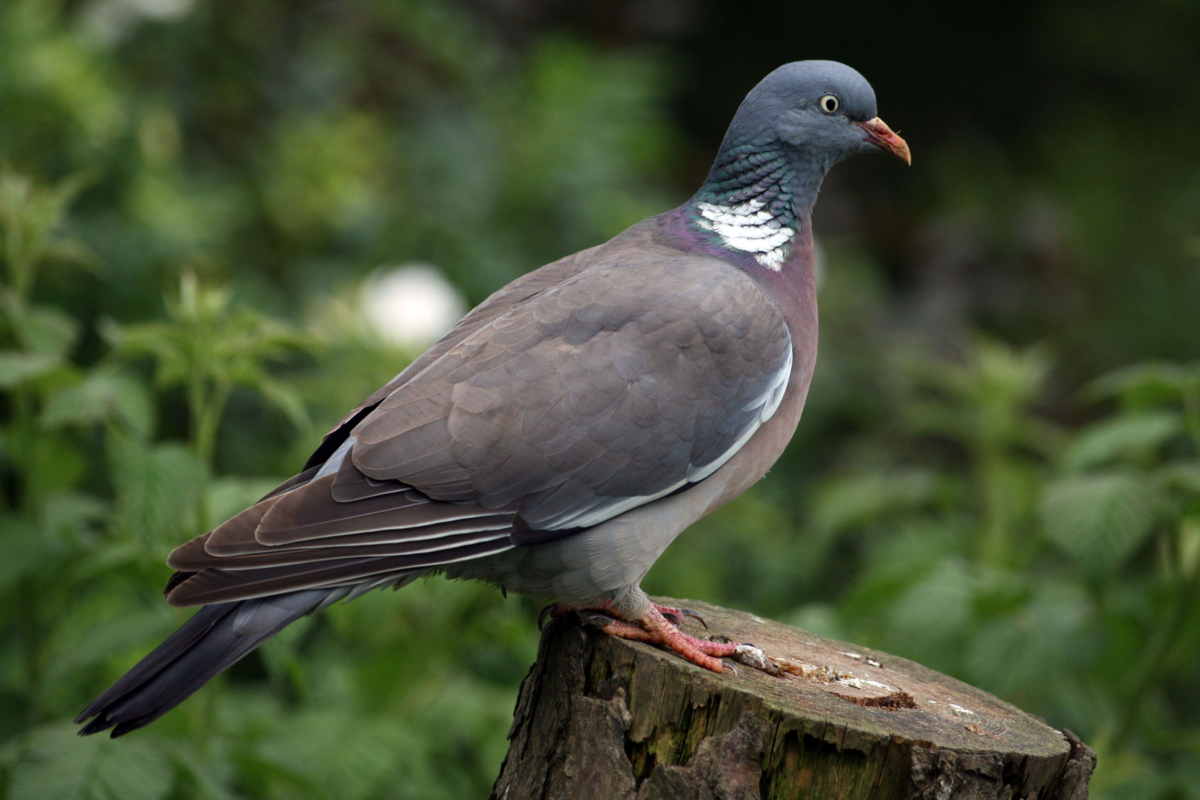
[490,598,1094,800]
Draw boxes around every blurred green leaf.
[1061,411,1183,473]
[0,350,59,387]
[167,742,238,800]
[885,558,975,648]
[810,470,940,534]
[1084,362,1200,407]
[1041,472,1162,574]
[1157,463,1200,495]
[9,723,173,800]
[16,304,80,357]
[41,606,175,690]
[0,171,95,300]
[104,272,313,465]
[109,436,206,546]
[41,367,154,438]
[38,490,107,541]
[252,713,413,800]
[965,580,1092,698]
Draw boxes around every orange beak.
[856,117,911,165]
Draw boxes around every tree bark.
[490,597,1095,800]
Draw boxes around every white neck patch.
[695,198,794,271]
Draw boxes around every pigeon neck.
[682,137,823,272]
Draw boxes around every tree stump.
[490,598,1095,800]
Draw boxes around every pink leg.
[548,600,738,673]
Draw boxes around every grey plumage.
[77,60,910,736]
[76,590,333,737]
[353,257,792,527]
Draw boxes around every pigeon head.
[724,60,910,170]
[685,61,909,271]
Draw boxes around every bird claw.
[582,613,618,629]
[538,604,554,631]
[652,604,708,629]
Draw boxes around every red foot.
[544,600,737,673]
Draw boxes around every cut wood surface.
[491,597,1095,800]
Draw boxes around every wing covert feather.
[352,257,792,534]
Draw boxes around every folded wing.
[352,257,792,533]
[165,255,791,606]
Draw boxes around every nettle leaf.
[0,172,97,302]
[810,470,941,534]
[1061,411,1183,473]
[109,438,206,545]
[1157,462,1200,496]
[9,723,173,800]
[1041,471,1162,573]
[17,305,80,357]
[38,238,104,275]
[965,580,1092,697]
[102,276,313,425]
[252,712,413,800]
[41,368,154,438]
[0,351,60,388]
[166,742,238,800]
[41,605,174,688]
[1083,362,1199,407]
[100,319,189,388]
[38,491,107,540]
[885,557,975,646]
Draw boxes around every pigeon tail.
[76,588,332,737]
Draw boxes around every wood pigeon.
[77,60,909,737]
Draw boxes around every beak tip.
[859,117,911,166]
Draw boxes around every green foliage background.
[1,1,1198,797]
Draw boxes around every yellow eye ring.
[818,94,840,114]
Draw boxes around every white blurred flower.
[360,264,466,350]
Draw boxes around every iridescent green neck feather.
[684,137,827,271]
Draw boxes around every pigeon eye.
[818,94,840,114]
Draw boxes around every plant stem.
[977,439,1012,568]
